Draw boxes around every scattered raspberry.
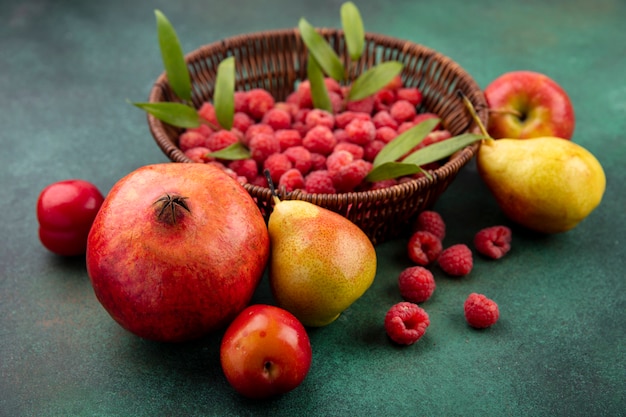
[249,132,280,163]
[278,168,306,192]
[474,225,512,259]
[179,131,207,152]
[346,95,375,114]
[247,88,275,120]
[302,125,337,155]
[438,244,473,276]
[263,153,293,184]
[464,293,499,329]
[345,119,376,145]
[384,302,430,345]
[334,142,365,160]
[283,145,312,175]
[198,102,219,127]
[407,231,442,266]
[228,158,258,183]
[184,146,213,163]
[363,139,385,162]
[396,88,423,106]
[305,109,335,130]
[205,130,239,152]
[335,111,371,129]
[398,266,436,303]
[274,129,302,151]
[232,112,254,134]
[375,126,398,143]
[244,123,274,147]
[332,159,372,192]
[262,108,292,130]
[372,110,399,129]
[414,210,446,241]
[304,170,336,194]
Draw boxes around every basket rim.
[147,27,487,202]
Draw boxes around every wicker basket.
[147,28,487,244]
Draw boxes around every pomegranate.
[86,163,270,342]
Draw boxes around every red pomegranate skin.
[86,163,270,342]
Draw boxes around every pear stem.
[457,90,492,140]
[264,169,281,205]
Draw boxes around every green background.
[1,0,624,416]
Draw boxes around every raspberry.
[398,266,436,303]
[286,91,301,106]
[304,170,336,194]
[363,139,385,162]
[179,131,207,152]
[278,168,305,192]
[294,108,311,124]
[234,91,249,113]
[474,225,512,259]
[384,74,404,90]
[390,100,417,123]
[283,145,313,175]
[329,92,345,114]
[309,153,327,171]
[204,130,239,152]
[244,123,274,147]
[368,178,398,190]
[332,159,372,192]
[261,108,292,130]
[346,95,375,114]
[373,89,396,112]
[384,302,430,345]
[246,88,275,120]
[249,132,280,163]
[184,146,213,163]
[438,244,473,276]
[323,77,342,95]
[413,113,441,130]
[198,102,219,127]
[185,124,214,138]
[372,110,399,129]
[375,126,398,143]
[464,293,499,329]
[335,111,371,129]
[333,129,349,143]
[414,211,446,241]
[396,88,423,106]
[333,142,364,160]
[407,231,442,266]
[274,102,298,117]
[302,125,337,155]
[326,150,354,175]
[345,119,376,145]
[250,174,268,188]
[263,153,293,184]
[275,129,303,151]
[232,112,254,134]
[228,158,258,183]
[419,130,453,149]
[305,109,335,130]
[295,81,314,108]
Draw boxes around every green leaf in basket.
[348,61,404,102]
[307,55,333,112]
[154,10,192,102]
[365,162,427,182]
[131,101,200,128]
[402,133,484,166]
[340,2,365,62]
[298,18,346,81]
[207,142,251,160]
[372,117,441,167]
[214,56,235,130]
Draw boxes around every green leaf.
[366,162,425,182]
[132,101,200,128]
[307,55,333,112]
[402,133,484,166]
[214,56,235,130]
[208,142,251,160]
[341,2,365,61]
[348,61,404,102]
[373,118,441,167]
[298,18,345,81]
[155,10,192,102]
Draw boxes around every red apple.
[86,163,270,342]
[220,304,312,399]
[484,70,575,140]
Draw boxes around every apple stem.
[457,90,492,140]
[264,169,281,206]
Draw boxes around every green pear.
[267,198,377,327]
[477,137,606,233]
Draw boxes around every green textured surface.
[1,0,625,416]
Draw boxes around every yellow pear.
[477,137,606,233]
[268,198,377,327]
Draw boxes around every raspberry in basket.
[246,88,275,120]
[464,293,499,328]
[384,301,430,345]
[414,210,446,241]
[249,132,280,163]
[205,130,239,152]
[438,244,473,277]
[304,170,336,194]
[474,225,512,259]
[261,107,292,130]
[345,118,376,145]
[263,153,292,184]
[398,266,436,303]
[331,159,372,192]
[305,109,335,130]
[278,168,305,193]
[303,126,337,155]
[407,231,442,266]
[390,100,417,123]
[283,145,313,175]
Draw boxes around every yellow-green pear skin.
[477,137,606,234]
[268,200,377,327]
